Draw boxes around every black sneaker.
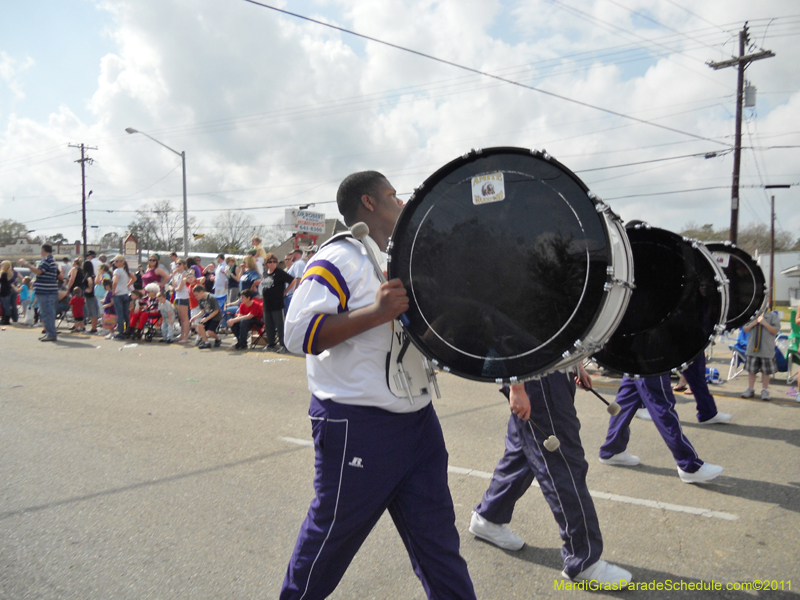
[198,341,211,349]
[214,339,221,348]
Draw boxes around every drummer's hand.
[374,278,409,323]
[576,364,593,390]
[509,384,531,421]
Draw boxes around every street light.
[125,127,189,258]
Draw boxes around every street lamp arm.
[125,127,182,157]
[125,127,189,258]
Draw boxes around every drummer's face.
[373,178,403,225]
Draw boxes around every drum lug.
[386,239,394,253]
[714,324,726,334]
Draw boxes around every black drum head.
[388,147,611,382]
[706,242,766,331]
[593,227,723,376]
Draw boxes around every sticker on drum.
[592,225,729,376]
[706,242,767,331]
[472,172,505,205]
[387,147,631,383]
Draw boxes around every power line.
[241,0,732,147]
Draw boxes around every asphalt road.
[1,325,799,599]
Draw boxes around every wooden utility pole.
[707,23,774,245]
[69,143,97,257]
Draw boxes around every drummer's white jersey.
[284,236,432,413]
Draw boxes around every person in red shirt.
[69,286,86,332]
[226,289,262,349]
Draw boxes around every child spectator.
[130,283,160,338]
[20,277,32,325]
[69,286,86,332]
[101,279,117,339]
[741,309,781,401]
[191,284,222,349]
[227,289,262,350]
[157,292,177,343]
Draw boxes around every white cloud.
[0,51,35,102]
[0,0,798,243]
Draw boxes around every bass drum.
[705,242,767,331]
[387,147,633,383]
[592,223,729,376]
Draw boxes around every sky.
[1,0,799,248]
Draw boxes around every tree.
[48,233,69,245]
[679,222,793,256]
[0,219,30,245]
[127,200,196,252]
[203,210,266,254]
[99,232,122,252]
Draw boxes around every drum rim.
[705,241,768,330]
[389,146,617,382]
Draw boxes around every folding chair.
[786,309,800,384]
[727,329,749,380]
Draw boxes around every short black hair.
[216,253,225,260]
[87,250,96,256]
[336,171,387,226]
[42,244,53,253]
[241,289,256,300]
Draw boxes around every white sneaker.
[699,412,732,424]
[761,389,771,401]
[599,451,640,466]
[678,463,724,483]
[469,512,525,551]
[563,559,632,588]
[635,408,652,421]
[741,388,755,399]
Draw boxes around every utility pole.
[69,143,97,257]
[708,23,774,245]
[765,184,791,310]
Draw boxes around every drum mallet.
[587,387,621,416]
[500,387,560,452]
[350,222,410,327]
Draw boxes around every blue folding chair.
[727,329,749,380]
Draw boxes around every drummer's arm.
[307,279,409,353]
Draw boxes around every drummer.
[599,375,725,483]
[280,171,476,599]
[470,366,632,588]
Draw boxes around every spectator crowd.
[4,237,317,353]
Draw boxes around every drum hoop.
[407,172,592,362]
[694,241,730,334]
[548,210,633,372]
[706,242,767,328]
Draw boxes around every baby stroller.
[142,313,163,342]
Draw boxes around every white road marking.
[279,436,314,447]
[279,438,739,521]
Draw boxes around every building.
[0,238,101,262]
[756,250,800,306]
